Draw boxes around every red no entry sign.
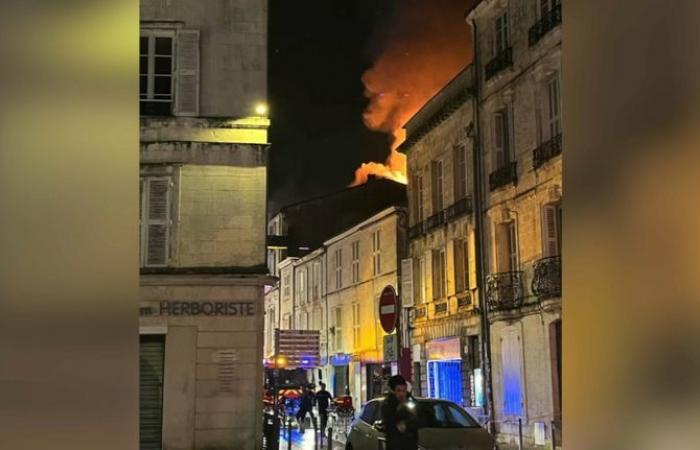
[379,285,398,333]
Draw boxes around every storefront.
[330,353,351,397]
[425,337,464,405]
[139,279,266,450]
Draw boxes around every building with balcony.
[399,66,486,418]
[467,0,562,448]
[137,1,270,450]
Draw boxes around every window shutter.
[468,232,477,289]
[543,204,560,256]
[401,258,414,308]
[496,223,511,272]
[175,29,200,116]
[146,178,171,266]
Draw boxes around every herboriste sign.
[143,301,256,317]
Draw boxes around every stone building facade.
[468,0,562,448]
[138,1,270,449]
[400,67,486,419]
[263,206,408,409]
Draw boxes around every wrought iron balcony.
[425,210,446,232]
[446,196,473,221]
[485,47,513,81]
[489,161,518,191]
[486,271,524,311]
[528,4,562,47]
[408,222,424,240]
[532,256,561,300]
[533,133,562,169]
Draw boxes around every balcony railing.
[446,196,473,221]
[532,256,561,300]
[528,4,562,47]
[533,133,562,169]
[489,161,518,191]
[425,211,446,232]
[486,271,524,311]
[485,47,513,81]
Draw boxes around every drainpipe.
[468,16,496,434]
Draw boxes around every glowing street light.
[255,102,268,116]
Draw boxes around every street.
[278,426,345,450]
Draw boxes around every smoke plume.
[351,0,475,185]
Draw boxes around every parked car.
[346,397,496,450]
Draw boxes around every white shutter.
[400,258,414,308]
[543,204,560,256]
[175,29,200,116]
[146,178,171,266]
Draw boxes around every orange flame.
[351,0,473,186]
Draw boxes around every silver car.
[346,397,496,450]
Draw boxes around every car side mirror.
[373,420,385,432]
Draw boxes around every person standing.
[315,382,333,433]
[380,375,418,450]
[296,385,316,432]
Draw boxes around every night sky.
[268,0,396,211]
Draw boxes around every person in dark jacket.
[380,375,418,450]
[296,385,316,432]
[315,382,333,433]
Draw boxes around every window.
[140,30,174,115]
[140,177,172,267]
[311,261,321,300]
[454,239,470,293]
[372,230,381,275]
[493,13,509,56]
[432,248,447,300]
[351,240,360,283]
[297,269,307,304]
[334,307,343,350]
[493,109,511,169]
[547,74,562,139]
[360,401,378,424]
[334,248,343,289]
[283,273,291,299]
[496,221,518,272]
[431,160,444,213]
[418,257,427,303]
[352,303,360,348]
[412,173,425,224]
[453,146,468,201]
[417,174,425,223]
[542,203,562,256]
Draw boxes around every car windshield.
[416,401,481,429]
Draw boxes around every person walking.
[296,384,316,432]
[315,382,333,434]
[380,375,418,450]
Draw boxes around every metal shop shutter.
[140,334,165,450]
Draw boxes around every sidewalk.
[278,426,345,450]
